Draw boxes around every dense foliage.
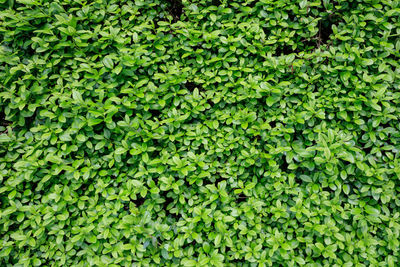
[1,0,400,266]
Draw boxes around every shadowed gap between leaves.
[273,10,342,56]
[165,0,184,22]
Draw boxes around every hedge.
[0,0,400,266]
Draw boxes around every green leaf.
[213,120,219,129]
[181,259,197,267]
[365,205,380,216]
[214,234,222,247]
[115,147,127,155]
[299,0,308,9]
[210,14,217,23]
[71,235,82,243]
[76,134,86,142]
[103,56,114,69]
[334,232,345,241]
[88,118,103,126]
[95,141,106,150]
[11,232,25,241]
[343,184,350,195]
[0,135,11,142]
[266,95,279,107]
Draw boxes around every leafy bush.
[1,0,400,266]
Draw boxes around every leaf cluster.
[0,0,400,266]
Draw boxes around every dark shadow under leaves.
[165,0,184,22]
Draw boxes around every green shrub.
[1,0,400,266]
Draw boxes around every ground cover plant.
[0,0,400,266]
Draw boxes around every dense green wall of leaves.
[1,0,400,266]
